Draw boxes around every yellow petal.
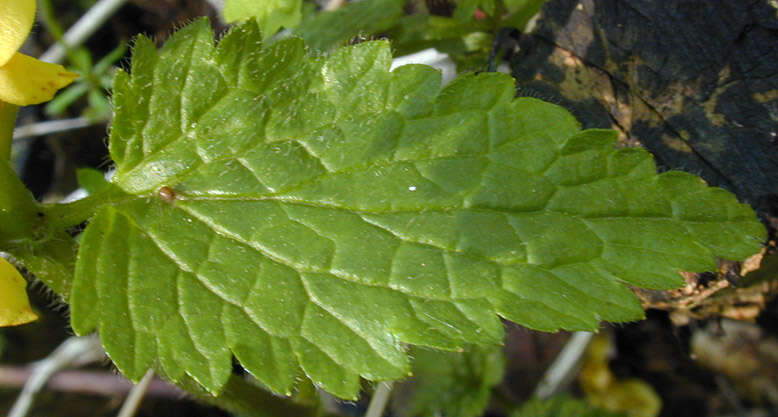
[0,257,38,327]
[0,0,37,66]
[0,52,79,105]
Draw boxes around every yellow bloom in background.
[0,0,78,105]
[0,257,37,326]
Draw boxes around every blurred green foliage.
[39,0,126,120]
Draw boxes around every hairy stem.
[41,183,130,231]
[0,102,18,160]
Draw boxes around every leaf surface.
[69,19,765,399]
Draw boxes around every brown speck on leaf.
[157,186,176,203]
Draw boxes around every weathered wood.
[509,0,778,214]
[506,0,778,317]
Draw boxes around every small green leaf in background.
[502,0,547,29]
[454,0,497,21]
[68,19,765,400]
[393,345,505,417]
[76,168,110,195]
[39,0,125,120]
[388,0,547,72]
[294,0,406,51]
[387,12,493,72]
[513,395,627,417]
[223,0,302,38]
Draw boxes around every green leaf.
[513,395,627,417]
[503,0,547,30]
[387,14,493,72]
[0,159,77,298]
[454,0,496,21]
[223,0,302,38]
[0,159,38,242]
[294,0,405,51]
[394,345,505,417]
[12,234,77,298]
[69,19,765,399]
[76,168,110,195]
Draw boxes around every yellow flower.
[0,257,37,326]
[0,0,78,105]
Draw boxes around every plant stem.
[8,336,104,417]
[533,331,594,399]
[13,117,97,140]
[116,369,155,417]
[364,382,393,417]
[0,366,183,397]
[0,102,18,160]
[41,183,129,230]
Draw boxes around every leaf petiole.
[41,183,130,231]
